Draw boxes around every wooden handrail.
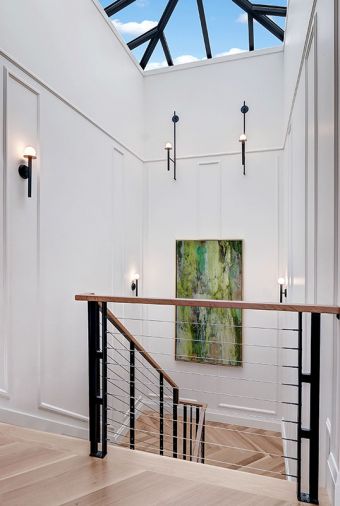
[76,294,340,315]
[104,306,178,389]
[179,399,207,409]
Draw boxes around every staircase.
[76,293,340,504]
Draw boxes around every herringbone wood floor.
[117,411,286,480]
[0,423,329,505]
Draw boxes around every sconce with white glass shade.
[131,273,140,297]
[18,146,37,198]
[278,277,287,303]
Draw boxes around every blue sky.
[100,0,287,69]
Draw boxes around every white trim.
[0,406,88,439]
[283,0,318,148]
[281,418,293,482]
[145,146,283,164]
[328,451,339,486]
[39,402,88,423]
[145,47,284,77]
[0,66,9,398]
[218,403,276,416]
[0,388,9,399]
[90,0,143,76]
[0,49,144,162]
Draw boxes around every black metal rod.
[101,302,108,457]
[183,405,187,460]
[28,157,32,198]
[201,412,205,463]
[173,113,177,180]
[88,302,100,457]
[160,32,173,66]
[297,312,302,499]
[242,142,246,175]
[105,0,136,17]
[248,13,254,51]
[173,388,179,457]
[130,342,135,450]
[309,313,320,504]
[189,406,193,461]
[160,373,164,455]
[197,0,212,59]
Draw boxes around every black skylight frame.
[104,0,287,70]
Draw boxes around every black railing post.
[160,373,164,455]
[189,406,193,461]
[309,312,320,504]
[297,312,302,500]
[101,302,108,457]
[130,342,135,450]
[298,312,320,504]
[173,388,179,458]
[201,412,205,464]
[183,405,187,460]
[88,301,107,458]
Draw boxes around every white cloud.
[216,48,247,57]
[147,54,200,70]
[112,19,157,37]
[236,12,248,24]
[146,49,248,71]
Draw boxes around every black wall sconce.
[278,277,287,303]
[18,146,37,198]
[131,273,140,297]
[239,101,249,175]
[165,111,179,180]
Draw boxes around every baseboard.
[146,393,280,431]
[39,402,88,423]
[0,405,88,439]
[328,451,339,487]
[205,407,281,431]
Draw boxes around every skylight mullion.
[197,0,212,60]
[104,0,137,17]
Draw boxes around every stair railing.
[86,300,206,461]
[77,293,340,505]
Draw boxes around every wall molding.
[39,402,88,423]
[0,405,88,439]
[0,50,144,162]
[0,66,9,398]
[218,402,276,416]
[328,451,339,486]
[283,0,318,148]
[145,146,283,164]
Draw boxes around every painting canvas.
[176,240,243,366]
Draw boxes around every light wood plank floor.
[124,412,286,479]
[0,422,330,506]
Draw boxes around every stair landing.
[0,422,330,505]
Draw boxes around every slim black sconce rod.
[278,278,287,303]
[239,101,249,176]
[18,146,37,198]
[131,274,139,297]
[165,111,179,180]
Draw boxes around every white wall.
[142,50,284,429]
[0,0,144,437]
[281,0,340,501]
[0,0,144,155]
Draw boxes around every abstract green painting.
[176,240,243,366]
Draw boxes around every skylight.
[100,0,287,70]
